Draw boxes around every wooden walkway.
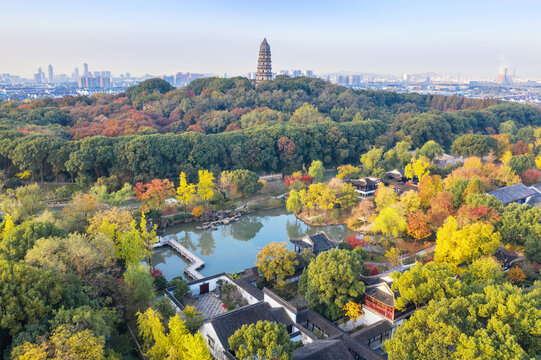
[153,237,205,280]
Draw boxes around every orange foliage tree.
[406,211,432,241]
[134,179,175,212]
[507,266,526,284]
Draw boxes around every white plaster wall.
[235,286,260,305]
[338,306,386,331]
[200,322,226,360]
[300,331,315,344]
[263,292,296,323]
[188,275,230,297]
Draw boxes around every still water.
[151,207,357,280]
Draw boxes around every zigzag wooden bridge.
[153,237,204,280]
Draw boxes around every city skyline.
[2,0,541,78]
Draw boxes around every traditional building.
[256,38,272,85]
[290,232,338,255]
[345,177,381,198]
[487,183,537,205]
[361,265,416,322]
[494,246,523,270]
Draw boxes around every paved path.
[195,292,227,319]
[414,245,436,257]
[235,192,288,211]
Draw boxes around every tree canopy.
[228,321,293,360]
[299,248,366,320]
[384,284,541,359]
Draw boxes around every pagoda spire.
[256,38,272,85]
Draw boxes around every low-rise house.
[290,232,338,255]
[293,339,355,360]
[487,183,537,205]
[346,177,381,197]
[526,181,541,205]
[166,266,390,360]
[494,246,523,270]
[200,302,295,359]
[381,179,418,195]
[361,265,416,322]
[386,169,406,183]
[351,319,394,350]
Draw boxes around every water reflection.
[223,216,264,241]
[198,230,216,256]
[286,218,305,239]
[155,207,357,280]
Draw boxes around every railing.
[154,237,205,280]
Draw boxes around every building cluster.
[163,232,410,360]
[4,39,541,104]
[161,72,207,87]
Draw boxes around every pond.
[151,207,358,280]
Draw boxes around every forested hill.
[0,76,540,184]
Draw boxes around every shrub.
[312,215,323,224]
[191,205,204,217]
[172,278,190,301]
[153,275,167,291]
[153,297,176,319]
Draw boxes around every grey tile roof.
[530,182,541,193]
[487,183,536,204]
[527,192,541,205]
[365,286,395,307]
[232,277,264,301]
[294,339,353,360]
[242,267,259,282]
[309,233,336,253]
[338,333,387,360]
[351,319,393,343]
[210,302,293,350]
[296,309,344,337]
[290,232,337,254]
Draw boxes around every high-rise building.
[291,70,302,77]
[305,70,314,77]
[33,67,44,83]
[162,75,175,86]
[256,38,272,85]
[496,67,509,84]
[48,64,54,83]
[83,63,89,76]
[73,67,79,81]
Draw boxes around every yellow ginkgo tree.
[137,307,211,360]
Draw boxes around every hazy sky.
[1,0,540,78]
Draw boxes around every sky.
[1,0,541,78]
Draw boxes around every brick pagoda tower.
[256,38,272,85]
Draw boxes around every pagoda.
[256,38,272,85]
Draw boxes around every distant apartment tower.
[291,70,302,77]
[351,75,361,85]
[305,70,314,77]
[48,64,54,83]
[256,38,272,85]
[162,75,175,86]
[73,67,80,81]
[496,67,509,84]
[78,75,110,89]
[174,72,206,86]
[83,63,89,76]
[33,67,44,83]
